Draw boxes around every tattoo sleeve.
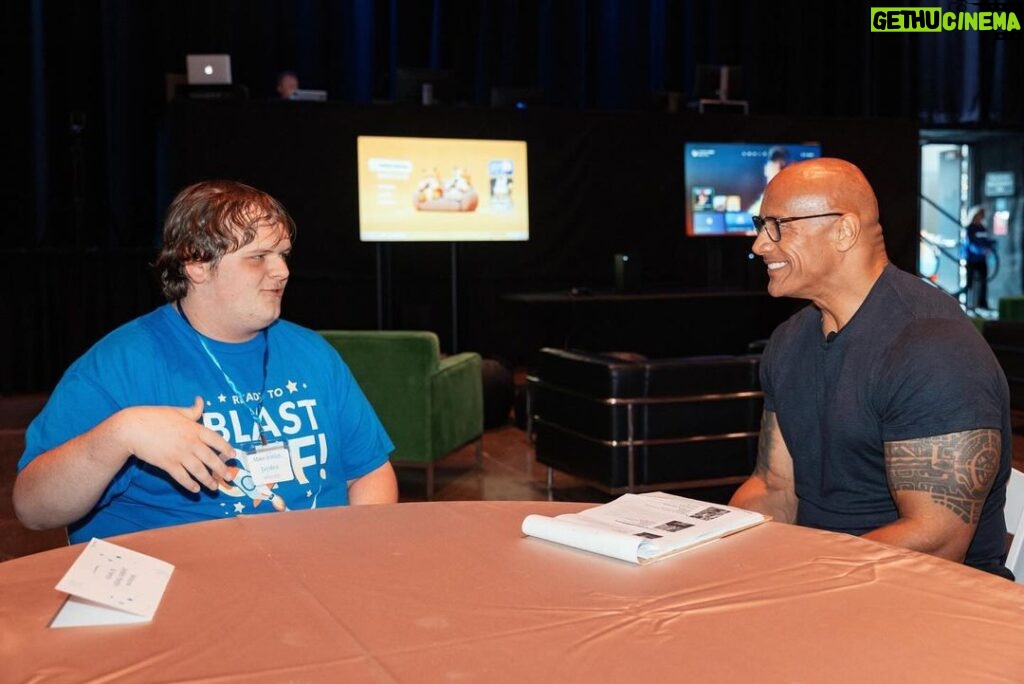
[754,409,777,477]
[884,429,1000,524]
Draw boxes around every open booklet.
[522,492,768,564]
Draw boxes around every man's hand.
[114,397,236,493]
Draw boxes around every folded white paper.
[50,538,174,628]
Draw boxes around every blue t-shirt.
[761,264,1011,576]
[20,305,394,543]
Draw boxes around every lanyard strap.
[176,302,269,445]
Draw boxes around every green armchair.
[319,330,484,499]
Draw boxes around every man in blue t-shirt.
[15,180,398,542]
[730,158,1012,578]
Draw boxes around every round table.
[3,500,1024,683]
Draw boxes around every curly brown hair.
[154,180,296,301]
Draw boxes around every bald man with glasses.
[731,158,1013,579]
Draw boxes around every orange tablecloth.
[3,501,1024,683]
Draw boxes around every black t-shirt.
[762,264,1011,576]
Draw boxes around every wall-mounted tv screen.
[357,136,529,242]
[684,142,822,237]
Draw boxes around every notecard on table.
[50,538,174,628]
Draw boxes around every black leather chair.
[528,348,762,494]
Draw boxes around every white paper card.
[50,538,174,628]
[50,596,151,628]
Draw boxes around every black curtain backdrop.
[4,0,1021,249]
[2,0,1019,392]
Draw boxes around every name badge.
[241,442,294,486]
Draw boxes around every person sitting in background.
[963,205,996,310]
[730,157,1012,579]
[14,180,397,543]
[276,70,299,99]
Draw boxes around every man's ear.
[833,213,860,253]
[184,261,211,285]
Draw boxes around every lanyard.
[177,302,270,445]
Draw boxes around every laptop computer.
[290,89,328,102]
[186,54,232,86]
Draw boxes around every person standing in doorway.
[963,205,996,310]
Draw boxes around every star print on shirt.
[218,394,227,403]
[286,380,298,393]
[233,502,245,514]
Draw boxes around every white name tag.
[241,442,294,486]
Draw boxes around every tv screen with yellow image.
[357,136,529,242]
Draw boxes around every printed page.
[522,492,765,563]
[569,493,765,560]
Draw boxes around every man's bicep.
[883,429,1000,525]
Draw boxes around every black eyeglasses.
[751,212,843,242]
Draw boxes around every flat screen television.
[684,142,822,237]
[357,136,529,242]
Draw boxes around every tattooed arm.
[729,409,798,523]
[862,429,1000,562]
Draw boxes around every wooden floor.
[5,393,1024,563]
[396,425,608,504]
